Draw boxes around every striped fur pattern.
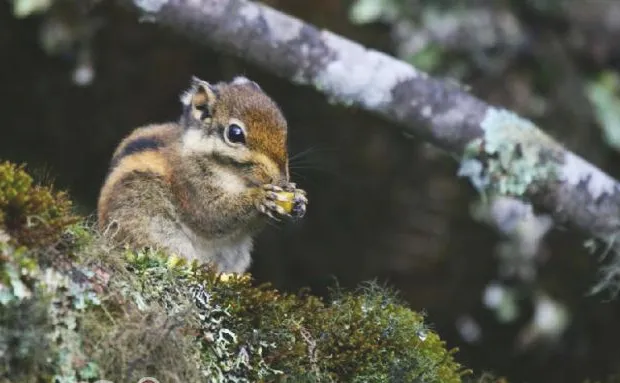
[97,76,307,273]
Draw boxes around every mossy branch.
[119,0,620,247]
[0,163,467,381]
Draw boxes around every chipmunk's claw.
[282,182,297,192]
[263,184,284,193]
[257,198,285,221]
[290,189,307,219]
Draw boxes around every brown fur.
[97,76,306,273]
[216,83,288,175]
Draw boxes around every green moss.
[0,161,78,248]
[458,107,562,200]
[1,162,467,382]
[116,250,467,382]
[0,161,100,382]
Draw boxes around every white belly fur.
[148,218,253,273]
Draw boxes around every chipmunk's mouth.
[244,173,285,189]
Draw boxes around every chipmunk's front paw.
[257,183,307,221]
[284,183,308,219]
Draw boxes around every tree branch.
[120,0,620,244]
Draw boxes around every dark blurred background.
[2,0,620,381]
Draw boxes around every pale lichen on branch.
[458,107,562,197]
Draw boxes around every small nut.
[275,191,295,213]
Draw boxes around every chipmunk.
[97,76,307,273]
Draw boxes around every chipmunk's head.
[180,76,289,187]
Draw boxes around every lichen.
[458,107,562,199]
[0,237,102,382]
[133,0,168,14]
[559,152,618,202]
[11,0,52,18]
[348,0,400,24]
[314,30,418,110]
[586,70,620,152]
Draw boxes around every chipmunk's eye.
[225,123,246,145]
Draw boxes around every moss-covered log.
[0,161,470,382]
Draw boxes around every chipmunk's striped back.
[97,123,180,227]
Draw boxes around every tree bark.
[120,0,620,246]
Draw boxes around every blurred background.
[2,0,620,381]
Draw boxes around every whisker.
[289,158,327,166]
[289,157,333,169]
[291,169,339,179]
[289,145,337,161]
[289,147,319,161]
[289,165,328,170]
[290,171,308,181]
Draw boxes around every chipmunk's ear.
[231,76,261,91]
[181,76,218,124]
